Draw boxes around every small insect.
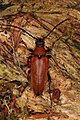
[0,18,69,97]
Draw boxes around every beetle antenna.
[43,18,69,40]
[0,23,37,40]
[0,18,69,41]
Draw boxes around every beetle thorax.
[34,47,46,56]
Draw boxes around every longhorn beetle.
[0,18,69,96]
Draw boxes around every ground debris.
[0,0,80,120]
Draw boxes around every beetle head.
[36,38,44,47]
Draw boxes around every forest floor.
[0,0,80,120]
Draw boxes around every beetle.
[29,38,49,96]
[0,18,69,96]
[25,18,69,96]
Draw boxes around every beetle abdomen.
[31,56,48,95]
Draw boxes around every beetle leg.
[28,48,34,53]
[26,49,33,66]
[46,47,51,52]
[47,72,51,86]
[46,47,52,59]
[47,72,52,106]
[47,54,52,58]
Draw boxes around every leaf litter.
[0,0,80,120]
